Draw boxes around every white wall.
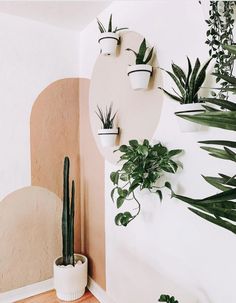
[0,13,79,200]
[79,1,236,303]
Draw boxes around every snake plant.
[97,14,128,33]
[171,45,236,234]
[62,156,75,266]
[95,103,117,129]
[159,57,211,104]
[126,38,154,65]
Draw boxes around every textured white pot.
[54,254,88,301]
[98,128,119,147]
[127,64,152,90]
[98,32,119,55]
[175,103,205,132]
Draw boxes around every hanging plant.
[110,140,182,226]
[205,1,236,99]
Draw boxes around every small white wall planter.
[98,33,120,56]
[175,103,205,132]
[54,254,88,301]
[98,128,119,147]
[127,64,152,90]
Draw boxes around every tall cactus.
[62,156,75,266]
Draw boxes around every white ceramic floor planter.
[98,128,119,147]
[98,32,119,56]
[54,254,88,302]
[127,64,152,90]
[175,103,205,132]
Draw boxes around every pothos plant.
[205,1,236,99]
[110,139,182,226]
[159,294,179,303]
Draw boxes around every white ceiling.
[0,1,111,31]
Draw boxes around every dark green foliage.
[159,57,211,104]
[126,38,154,65]
[171,45,236,235]
[95,103,117,129]
[97,14,128,33]
[110,139,182,226]
[62,157,75,266]
[205,1,236,99]
[158,294,179,303]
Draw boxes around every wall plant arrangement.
[126,38,154,90]
[54,157,88,301]
[158,57,211,132]
[95,103,119,147]
[205,1,236,99]
[97,14,128,55]
[110,139,182,226]
[169,45,236,234]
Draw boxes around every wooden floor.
[15,289,100,303]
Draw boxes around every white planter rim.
[175,103,205,114]
[98,32,119,44]
[98,128,119,135]
[127,64,152,76]
[54,254,87,268]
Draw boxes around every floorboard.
[15,289,100,303]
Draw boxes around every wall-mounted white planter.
[54,254,88,301]
[98,32,119,56]
[127,64,152,90]
[175,103,205,132]
[98,128,119,147]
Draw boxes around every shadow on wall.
[0,186,62,292]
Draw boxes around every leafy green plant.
[62,156,75,266]
[97,14,128,33]
[205,1,236,99]
[159,294,179,303]
[126,38,154,65]
[110,139,182,226]
[171,45,236,234]
[95,103,117,129]
[158,57,211,104]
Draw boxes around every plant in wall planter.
[96,103,119,147]
[54,157,88,301]
[126,38,154,90]
[110,139,182,226]
[159,57,211,132]
[159,294,179,303]
[97,14,128,55]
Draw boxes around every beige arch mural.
[30,78,106,289]
[0,186,62,292]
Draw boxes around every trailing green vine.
[205,1,236,99]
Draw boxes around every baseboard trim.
[88,277,115,303]
[0,278,53,303]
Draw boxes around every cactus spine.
[62,156,75,266]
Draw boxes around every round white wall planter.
[175,103,205,132]
[54,254,88,301]
[98,128,119,147]
[127,64,152,90]
[98,32,119,56]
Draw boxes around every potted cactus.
[97,14,128,55]
[96,103,119,147]
[54,157,87,301]
[126,38,154,90]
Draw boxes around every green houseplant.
[126,38,154,90]
[54,157,88,301]
[96,103,119,147]
[205,1,236,99]
[97,14,128,55]
[170,45,236,234]
[158,57,211,132]
[110,139,182,226]
[159,294,179,303]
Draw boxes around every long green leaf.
[108,14,112,32]
[200,146,236,161]
[223,44,236,55]
[202,175,232,191]
[199,140,236,148]
[189,58,200,102]
[165,70,186,97]
[195,58,212,93]
[202,98,236,111]
[136,38,147,64]
[212,72,236,85]
[158,87,182,102]
[176,111,236,131]
[144,47,154,64]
